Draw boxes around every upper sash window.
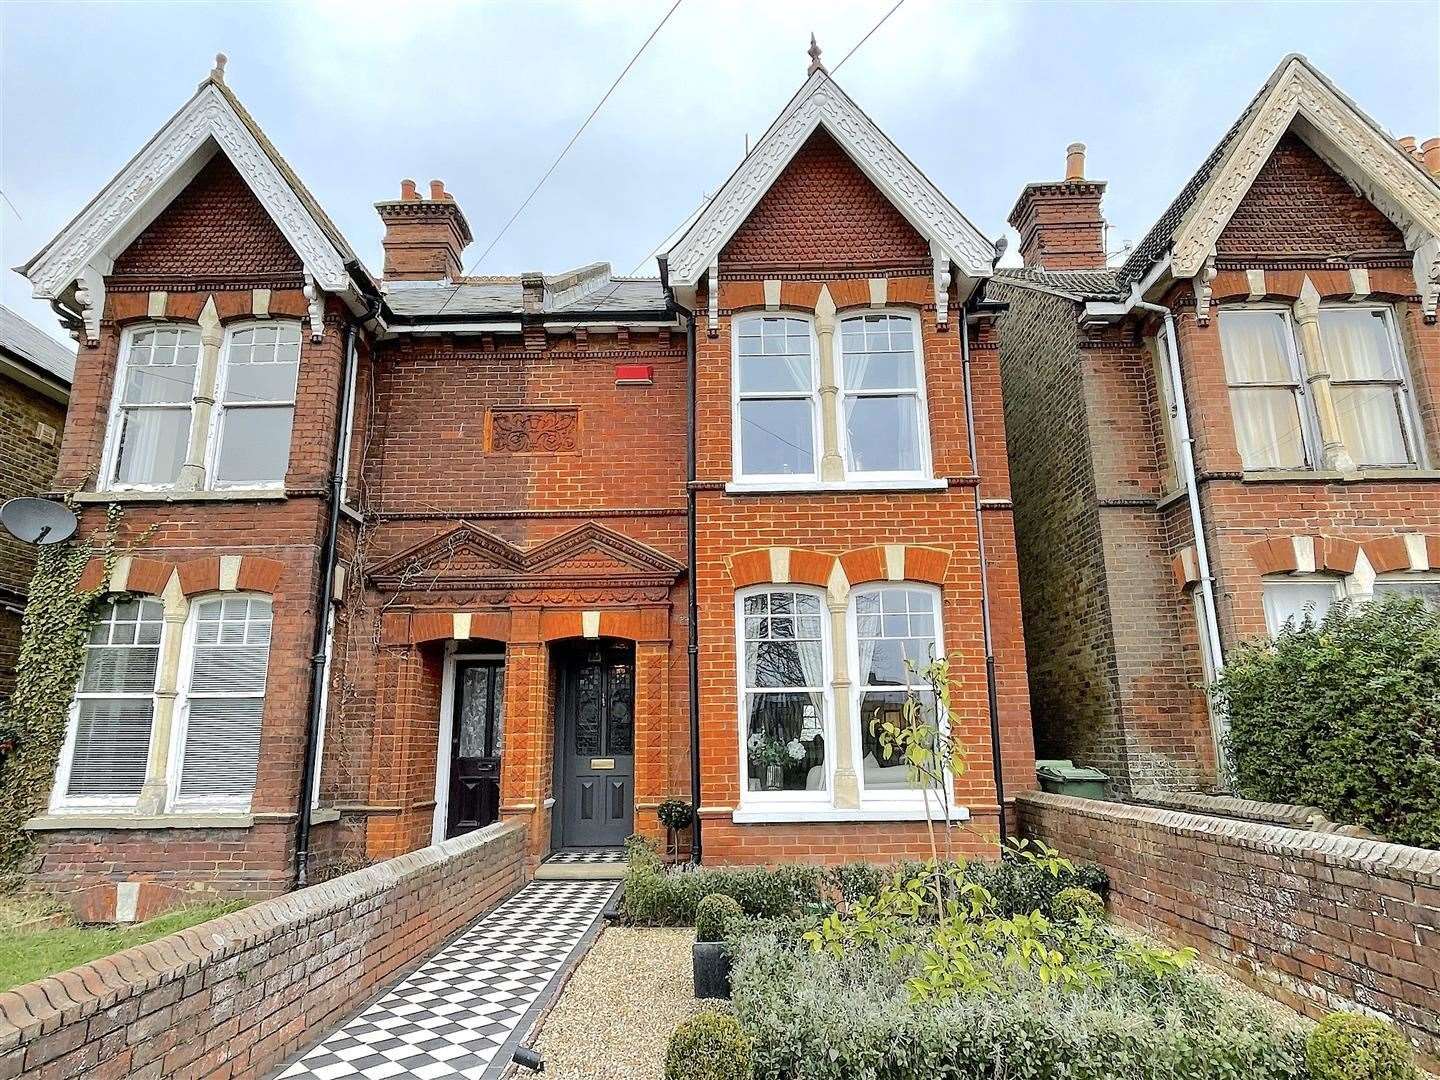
[733,316,820,480]
[839,313,929,478]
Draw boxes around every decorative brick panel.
[0,822,527,1080]
[1020,793,1440,1069]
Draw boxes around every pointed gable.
[722,128,930,270]
[112,154,304,281]
[1216,134,1407,260]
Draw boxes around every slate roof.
[0,304,76,386]
[992,267,1125,302]
[384,268,668,323]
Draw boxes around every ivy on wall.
[0,506,123,885]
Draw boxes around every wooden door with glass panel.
[447,658,504,839]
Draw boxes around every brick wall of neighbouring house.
[1019,792,1440,1068]
[0,820,528,1080]
[0,369,66,702]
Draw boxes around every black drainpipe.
[683,298,703,864]
[959,293,1009,847]
[295,311,363,888]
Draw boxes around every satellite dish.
[0,498,78,546]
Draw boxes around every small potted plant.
[692,893,743,1000]
[656,797,695,862]
[748,732,811,790]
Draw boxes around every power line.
[833,0,906,73]
[429,0,685,321]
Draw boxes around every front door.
[447,659,504,839]
[557,640,635,848]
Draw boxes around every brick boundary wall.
[1019,792,1440,1068]
[0,820,527,1080]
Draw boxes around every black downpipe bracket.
[684,311,703,863]
[295,316,361,888]
[959,297,1009,848]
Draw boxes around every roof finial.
[807,33,826,76]
[210,52,228,84]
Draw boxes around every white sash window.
[839,313,929,478]
[108,326,201,488]
[213,323,301,487]
[733,316,820,481]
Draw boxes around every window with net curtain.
[174,596,273,810]
[111,326,201,487]
[59,598,164,805]
[853,586,940,793]
[1261,577,1343,637]
[1372,576,1440,610]
[735,316,818,480]
[739,589,827,794]
[215,323,301,486]
[1219,310,1310,470]
[839,313,927,476]
[1319,307,1416,467]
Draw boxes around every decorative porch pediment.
[369,521,683,594]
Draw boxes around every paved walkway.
[275,879,618,1080]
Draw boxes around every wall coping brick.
[0,820,526,1073]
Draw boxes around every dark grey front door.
[557,640,634,848]
[447,659,503,839]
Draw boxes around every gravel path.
[530,927,702,1080]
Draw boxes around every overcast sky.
[3,0,1437,345]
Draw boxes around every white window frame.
[1371,572,1440,608]
[50,597,166,812]
[731,313,823,484]
[206,320,301,490]
[1316,304,1426,470]
[836,310,933,482]
[846,583,949,811]
[1219,306,1322,471]
[167,592,273,813]
[100,323,203,492]
[733,585,834,812]
[1261,575,1345,637]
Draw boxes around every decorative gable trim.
[1170,57,1440,320]
[665,72,993,287]
[20,81,350,312]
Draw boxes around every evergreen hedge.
[1213,596,1440,849]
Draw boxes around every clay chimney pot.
[400,179,418,201]
[1065,142,1086,182]
[1399,136,1417,156]
[1421,138,1440,178]
[429,180,446,201]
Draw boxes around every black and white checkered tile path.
[543,848,625,865]
[276,880,617,1080]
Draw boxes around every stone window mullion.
[136,575,189,814]
[178,296,223,491]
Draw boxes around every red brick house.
[13,49,1034,914]
[995,55,1440,792]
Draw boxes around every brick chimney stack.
[1007,143,1108,270]
[375,179,473,282]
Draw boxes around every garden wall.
[1019,792,1440,1068]
[0,819,527,1079]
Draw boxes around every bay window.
[738,588,828,797]
[852,585,942,795]
[839,313,927,477]
[172,595,273,810]
[54,598,163,807]
[734,316,819,480]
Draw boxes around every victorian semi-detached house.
[995,55,1440,792]
[15,52,1035,916]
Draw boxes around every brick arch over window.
[727,545,949,590]
[1363,534,1440,573]
[1246,536,1360,576]
[175,556,284,596]
[75,555,176,596]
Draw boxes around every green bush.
[730,928,1309,1080]
[622,843,824,926]
[1306,1013,1417,1080]
[1213,596,1440,849]
[1050,886,1106,923]
[665,1010,752,1080]
[696,894,745,943]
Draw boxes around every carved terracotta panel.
[487,407,579,453]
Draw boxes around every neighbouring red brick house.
[13,48,1035,916]
[995,55,1440,792]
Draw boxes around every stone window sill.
[1239,468,1440,484]
[725,478,949,496]
[25,812,255,831]
[730,805,971,824]
[71,489,288,505]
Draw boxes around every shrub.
[657,798,695,832]
[730,928,1309,1080]
[622,843,824,926]
[1213,596,1440,848]
[697,894,745,943]
[1050,886,1106,923]
[665,1010,752,1080]
[1306,1013,1418,1080]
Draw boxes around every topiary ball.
[1306,1012,1418,1080]
[695,893,745,943]
[664,1010,752,1080]
[1050,886,1106,923]
[657,798,696,831]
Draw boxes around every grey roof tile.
[0,304,75,385]
[993,267,1125,302]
